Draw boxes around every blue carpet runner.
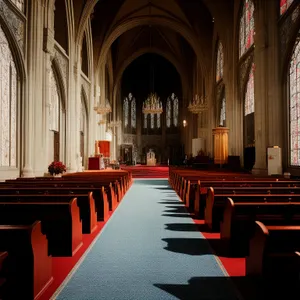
[54,179,241,300]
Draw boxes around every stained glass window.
[131,97,136,128]
[173,94,178,127]
[151,114,155,129]
[220,96,226,126]
[157,113,161,128]
[239,0,254,58]
[144,114,148,128]
[123,97,129,128]
[289,34,300,166]
[11,0,24,12]
[49,67,60,132]
[216,42,224,82]
[280,0,295,15]
[0,26,18,167]
[245,63,255,116]
[166,98,171,128]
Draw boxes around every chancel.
[0,0,299,299]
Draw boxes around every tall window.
[49,68,60,132]
[124,97,129,128]
[245,64,255,116]
[239,0,254,58]
[123,93,136,131]
[280,0,295,15]
[289,34,300,166]
[166,93,179,128]
[0,26,18,167]
[220,96,226,126]
[216,42,224,82]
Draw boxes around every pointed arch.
[54,0,69,54]
[81,32,89,77]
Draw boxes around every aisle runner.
[54,179,241,300]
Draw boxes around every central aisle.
[54,179,241,300]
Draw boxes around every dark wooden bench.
[246,221,300,281]
[0,221,52,300]
[205,188,300,231]
[0,251,8,299]
[0,199,82,256]
[0,192,97,234]
[220,199,300,255]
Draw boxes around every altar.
[147,149,156,166]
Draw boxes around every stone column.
[22,0,41,177]
[252,0,268,174]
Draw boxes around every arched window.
[220,96,226,126]
[150,114,155,129]
[289,34,300,166]
[239,0,254,58]
[0,26,18,167]
[131,96,136,129]
[245,64,255,116]
[49,68,60,132]
[166,98,171,128]
[144,114,148,128]
[123,97,129,128]
[157,113,161,128]
[216,42,224,82]
[280,0,295,15]
[166,93,179,128]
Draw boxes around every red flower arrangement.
[48,161,66,175]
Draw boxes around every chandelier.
[94,99,112,115]
[142,93,163,114]
[188,94,208,114]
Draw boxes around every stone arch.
[112,47,187,111]
[51,58,67,112]
[97,16,208,73]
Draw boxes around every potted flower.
[48,161,66,177]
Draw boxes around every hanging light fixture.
[142,3,163,115]
[94,98,112,115]
[188,61,208,114]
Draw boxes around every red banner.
[98,141,110,158]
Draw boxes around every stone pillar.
[252,0,268,174]
[22,0,41,177]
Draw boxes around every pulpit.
[147,149,156,166]
[213,127,229,165]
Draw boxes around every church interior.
[0,0,300,299]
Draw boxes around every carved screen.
[123,97,129,128]
[11,0,24,12]
[0,26,18,167]
[220,96,226,126]
[280,0,295,15]
[289,34,300,166]
[216,42,224,82]
[239,0,254,58]
[245,64,255,116]
[49,68,60,132]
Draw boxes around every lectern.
[212,127,229,165]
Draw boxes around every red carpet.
[40,213,112,300]
[121,165,169,178]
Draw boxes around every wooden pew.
[0,199,82,256]
[220,198,300,255]
[246,221,300,280]
[205,188,300,231]
[0,221,52,300]
[0,192,97,234]
[0,251,8,299]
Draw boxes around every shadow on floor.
[154,276,300,300]
[134,180,168,186]
[165,222,212,233]
[155,187,173,191]
[162,237,228,256]
[158,201,182,205]
[164,206,187,214]
[162,213,192,218]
